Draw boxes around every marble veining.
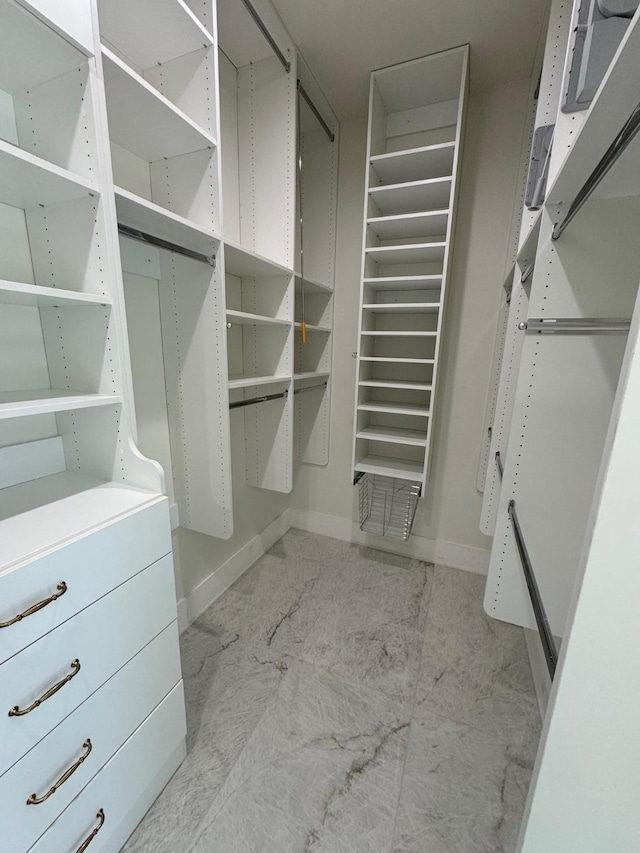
[124,529,541,853]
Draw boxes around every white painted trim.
[290,508,490,576]
[176,508,292,632]
[524,627,552,719]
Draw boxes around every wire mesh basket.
[357,473,421,540]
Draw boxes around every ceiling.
[270,0,548,119]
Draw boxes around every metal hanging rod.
[239,0,290,73]
[518,317,630,334]
[552,102,640,241]
[294,381,327,396]
[229,389,288,410]
[495,451,503,479]
[118,224,215,267]
[508,500,558,680]
[520,263,535,284]
[297,81,335,143]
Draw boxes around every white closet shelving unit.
[1,3,186,852]
[352,47,468,497]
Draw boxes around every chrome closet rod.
[520,263,535,284]
[518,317,630,334]
[117,225,215,267]
[229,390,288,410]
[297,82,335,143]
[293,381,327,395]
[508,500,558,680]
[552,102,640,241]
[239,0,291,73]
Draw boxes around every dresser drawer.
[30,683,186,853]
[0,498,171,666]
[1,621,181,853]
[0,554,176,774]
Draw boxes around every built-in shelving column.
[352,47,468,506]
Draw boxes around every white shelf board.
[547,15,640,205]
[354,454,424,481]
[98,0,212,70]
[224,240,294,278]
[294,321,331,333]
[356,426,427,447]
[363,275,442,291]
[358,401,430,417]
[367,210,449,240]
[295,273,333,294]
[369,143,455,185]
[115,187,219,257]
[359,379,432,391]
[102,47,216,162]
[0,281,112,307]
[228,375,290,390]
[369,178,452,215]
[226,309,290,327]
[361,330,437,337]
[0,1,89,93]
[366,243,446,265]
[360,357,434,364]
[294,371,330,382]
[517,208,542,264]
[0,140,99,208]
[363,302,440,313]
[0,390,122,419]
[0,472,160,574]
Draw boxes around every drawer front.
[0,498,171,665]
[1,622,181,853]
[0,554,176,774]
[30,683,187,853]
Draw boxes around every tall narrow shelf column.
[352,47,469,504]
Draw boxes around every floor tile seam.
[386,566,439,852]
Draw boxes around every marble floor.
[124,529,541,853]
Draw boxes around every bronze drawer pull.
[9,659,81,717]
[0,582,68,628]
[75,809,105,853]
[27,738,92,805]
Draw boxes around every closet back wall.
[292,78,532,571]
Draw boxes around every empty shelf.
[363,275,442,291]
[369,178,452,215]
[0,390,122,419]
[0,281,112,307]
[367,210,449,240]
[0,472,160,573]
[115,187,219,256]
[228,375,290,390]
[0,1,89,94]
[224,241,294,278]
[294,371,330,381]
[0,140,99,209]
[226,310,289,327]
[360,357,435,364]
[99,0,212,70]
[363,302,440,313]
[358,401,430,417]
[366,243,446,265]
[355,455,424,482]
[359,379,432,391]
[102,47,216,162]
[294,321,331,333]
[295,273,333,294]
[370,143,455,185]
[357,426,427,447]
[361,330,437,337]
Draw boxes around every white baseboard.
[524,628,552,719]
[176,508,292,633]
[290,508,490,576]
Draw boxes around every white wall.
[291,78,531,573]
